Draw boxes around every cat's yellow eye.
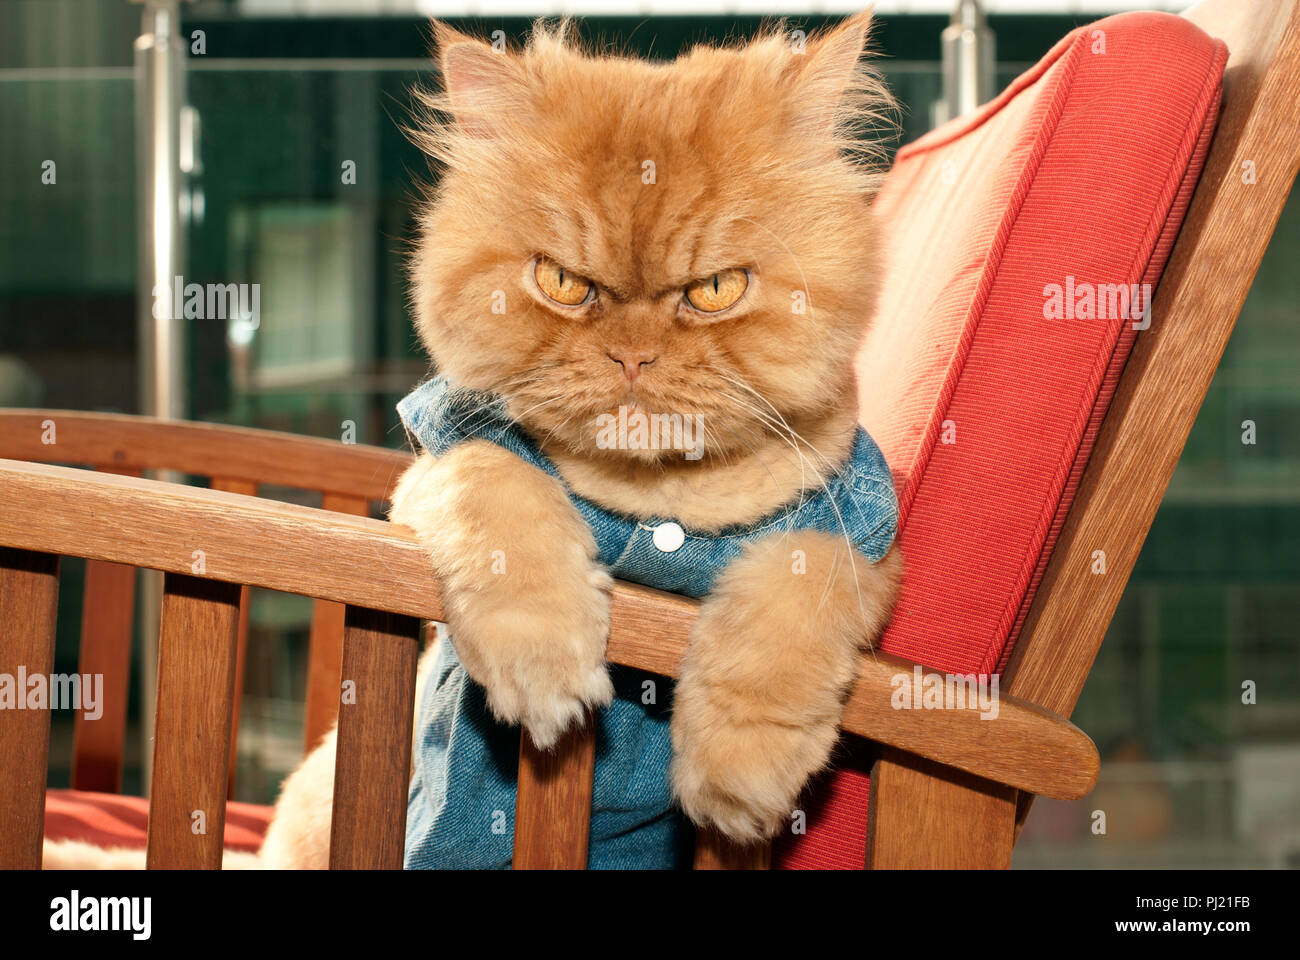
[534,257,593,307]
[684,268,748,313]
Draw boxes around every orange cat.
[46,10,900,871]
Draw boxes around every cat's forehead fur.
[414,16,890,295]
[521,47,809,294]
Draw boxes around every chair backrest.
[859,0,1300,867]
[0,452,1094,869]
[1007,0,1300,718]
[1005,0,1300,829]
[0,410,412,797]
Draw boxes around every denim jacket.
[396,376,898,868]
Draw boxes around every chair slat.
[513,716,596,869]
[72,558,136,793]
[693,829,771,870]
[145,574,241,869]
[329,605,420,869]
[0,548,60,868]
[304,493,371,753]
[72,465,141,793]
[865,746,1016,868]
[210,476,257,799]
[305,600,344,752]
[227,584,251,800]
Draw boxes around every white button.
[652,521,685,553]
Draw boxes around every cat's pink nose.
[607,349,658,384]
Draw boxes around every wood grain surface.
[211,476,258,799]
[693,830,772,870]
[0,408,410,502]
[329,606,420,869]
[304,492,372,753]
[513,715,597,869]
[867,746,1017,868]
[0,549,59,869]
[145,574,241,869]
[72,558,135,793]
[72,465,141,793]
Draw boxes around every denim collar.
[397,375,898,594]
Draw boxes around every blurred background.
[1,0,1296,868]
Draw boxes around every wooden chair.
[1,0,1297,869]
[0,419,1097,869]
[0,412,407,800]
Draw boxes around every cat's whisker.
[721,431,786,500]
[719,372,843,474]
[699,417,740,470]
[438,371,566,439]
[502,393,568,432]
[716,390,817,513]
[536,409,581,449]
[718,374,855,516]
[444,395,528,436]
[719,374,884,659]
[490,369,561,397]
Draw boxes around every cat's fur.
[45,10,899,870]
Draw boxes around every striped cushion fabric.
[44,788,271,853]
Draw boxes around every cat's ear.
[433,20,526,138]
[788,9,877,136]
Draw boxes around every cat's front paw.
[669,684,839,844]
[450,564,615,750]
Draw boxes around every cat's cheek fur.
[389,443,615,749]
[669,534,901,843]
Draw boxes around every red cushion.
[44,788,272,853]
[775,11,1227,869]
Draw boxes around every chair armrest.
[0,458,1097,802]
[0,409,411,502]
[605,581,1097,800]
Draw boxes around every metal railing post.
[935,0,996,126]
[132,0,190,793]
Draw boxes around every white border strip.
[238,0,1191,17]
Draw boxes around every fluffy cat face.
[410,13,892,464]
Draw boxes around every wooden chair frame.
[0,412,401,800]
[0,428,1094,870]
[1,0,1297,870]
